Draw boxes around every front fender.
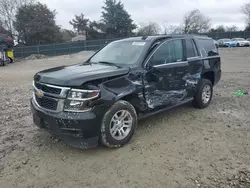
[98,72,146,112]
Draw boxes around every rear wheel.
[192,79,213,109]
[100,100,137,148]
[7,57,13,63]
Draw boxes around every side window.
[150,39,184,66]
[172,40,184,62]
[191,40,199,56]
[198,39,218,57]
[186,39,197,58]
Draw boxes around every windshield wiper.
[97,61,121,68]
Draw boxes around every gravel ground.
[0,48,250,188]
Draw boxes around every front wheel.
[100,100,137,148]
[192,79,213,109]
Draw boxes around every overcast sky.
[39,0,249,30]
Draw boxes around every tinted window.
[198,39,218,57]
[186,39,198,58]
[150,39,184,66]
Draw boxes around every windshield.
[236,38,244,41]
[89,41,146,65]
[222,39,230,42]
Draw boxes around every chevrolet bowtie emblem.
[35,90,44,98]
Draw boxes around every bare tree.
[0,0,35,35]
[183,9,211,34]
[137,22,161,36]
[242,2,250,25]
[162,22,183,34]
[226,25,239,32]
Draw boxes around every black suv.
[31,35,221,148]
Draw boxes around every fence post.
[37,45,40,54]
[21,47,24,58]
[53,44,56,56]
[244,31,246,38]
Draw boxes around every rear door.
[184,38,203,98]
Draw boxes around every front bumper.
[31,99,106,148]
[238,43,249,46]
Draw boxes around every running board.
[138,98,193,120]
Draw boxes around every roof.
[118,34,210,42]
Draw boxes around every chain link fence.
[204,31,250,40]
[13,38,123,59]
[13,31,250,59]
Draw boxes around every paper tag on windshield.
[132,42,146,46]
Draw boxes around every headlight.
[64,89,100,112]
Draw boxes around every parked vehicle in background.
[213,39,219,48]
[231,38,250,47]
[218,38,234,47]
[246,38,250,42]
[31,35,221,149]
[229,40,237,47]
[0,33,14,49]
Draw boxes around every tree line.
[1,0,250,46]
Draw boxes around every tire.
[7,57,13,63]
[192,79,213,109]
[100,100,138,148]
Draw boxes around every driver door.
[144,39,189,110]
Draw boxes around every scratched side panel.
[183,59,203,98]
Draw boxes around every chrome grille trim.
[32,81,70,112]
[32,81,70,98]
[32,92,65,113]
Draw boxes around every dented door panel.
[184,57,203,98]
[144,62,190,110]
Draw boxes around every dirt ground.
[0,48,250,188]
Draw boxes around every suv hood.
[34,63,130,87]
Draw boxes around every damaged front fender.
[97,71,147,112]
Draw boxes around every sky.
[39,0,249,31]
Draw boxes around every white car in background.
[231,38,250,47]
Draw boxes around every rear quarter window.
[197,39,218,57]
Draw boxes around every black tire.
[192,79,213,109]
[100,100,137,148]
[8,57,13,63]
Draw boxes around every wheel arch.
[116,92,145,115]
[202,71,215,85]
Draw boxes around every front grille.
[35,95,58,110]
[35,82,61,95]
